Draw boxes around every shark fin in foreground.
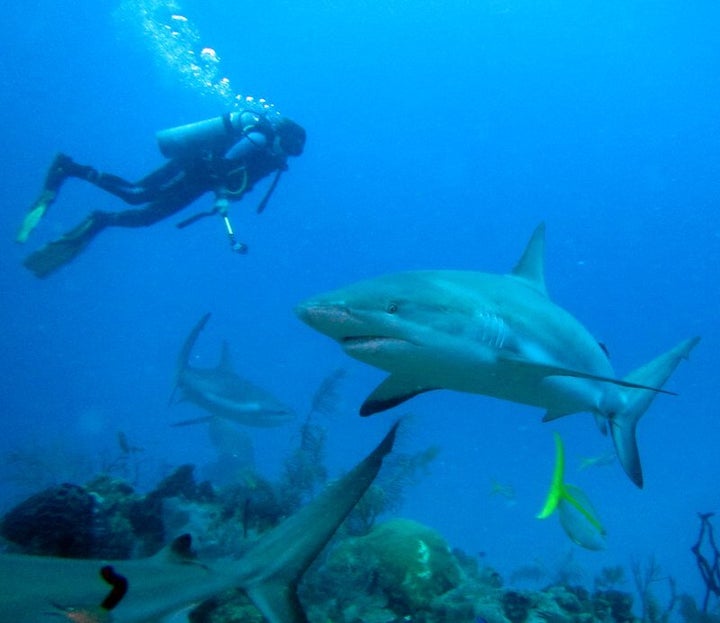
[0,422,399,623]
[537,432,606,551]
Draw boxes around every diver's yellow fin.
[16,188,59,243]
[16,203,48,243]
[536,431,565,519]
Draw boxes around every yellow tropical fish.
[537,432,606,550]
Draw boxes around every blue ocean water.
[0,0,718,609]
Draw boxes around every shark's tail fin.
[611,336,700,488]
[171,313,212,403]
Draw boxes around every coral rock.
[326,518,463,614]
[1,483,98,557]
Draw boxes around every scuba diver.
[17,108,306,278]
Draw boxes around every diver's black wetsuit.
[86,148,286,228]
[19,110,305,278]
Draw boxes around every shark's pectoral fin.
[246,582,308,623]
[498,354,676,395]
[360,375,438,416]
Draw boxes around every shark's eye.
[387,302,399,314]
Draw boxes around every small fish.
[490,479,516,501]
[578,451,616,471]
[537,432,606,551]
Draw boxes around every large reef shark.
[295,223,699,487]
[172,312,294,427]
[0,422,399,623]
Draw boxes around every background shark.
[0,422,399,623]
[295,223,699,488]
[172,312,294,427]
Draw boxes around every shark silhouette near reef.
[295,223,700,487]
[172,312,294,427]
[0,422,399,623]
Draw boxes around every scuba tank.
[156,111,261,159]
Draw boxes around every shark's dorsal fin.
[360,375,438,416]
[511,222,548,296]
[169,534,196,559]
[150,534,203,566]
[217,340,234,372]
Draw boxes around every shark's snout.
[295,299,353,337]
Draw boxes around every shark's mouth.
[341,336,412,350]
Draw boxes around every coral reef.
[692,513,720,613]
[502,590,535,623]
[0,464,672,623]
[0,464,218,559]
[276,369,346,513]
[631,555,676,623]
[0,483,101,557]
[1,409,691,623]
[2,444,669,623]
[317,518,462,615]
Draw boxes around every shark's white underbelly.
[347,337,611,416]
